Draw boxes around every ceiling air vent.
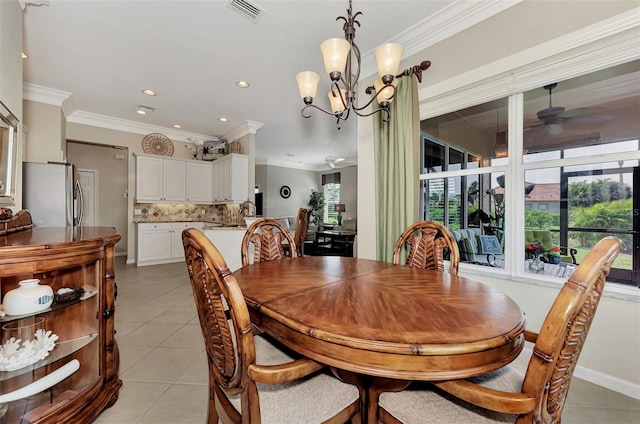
[226,0,265,23]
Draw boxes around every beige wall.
[23,100,65,163]
[357,1,640,397]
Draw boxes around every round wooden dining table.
[233,256,526,423]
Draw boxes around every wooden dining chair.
[182,228,360,424]
[392,221,460,275]
[241,218,298,267]
[378,236,621,424]
[293,207,312,256]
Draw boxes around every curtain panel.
[373,75,420,263]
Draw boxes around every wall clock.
[280,185,291,199]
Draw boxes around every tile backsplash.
[133,203,245,226]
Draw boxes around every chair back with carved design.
[518,236,620,423]
[241,218,298,267]
[392,221,460,275]
[379,237,621,424]
[184,228,360,423]
[182,228,257,423]
[293,208,312,256]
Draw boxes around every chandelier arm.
[301,103,346,120]
[352,82,396,113]
[352,104,390,121]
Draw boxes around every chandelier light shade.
[374,43,403,78]
[296,71,321,101]
[329,89,347,114]
[296,0,404,128]
[320,38,351,77]
[373,77,397,106]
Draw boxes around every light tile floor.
[92,258,640,423]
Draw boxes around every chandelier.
[295,0,403,129]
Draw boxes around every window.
[322,172,341,224]
[420,61,639,286]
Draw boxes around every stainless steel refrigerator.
[23,161,83,227]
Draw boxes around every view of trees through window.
[323,183,341,224]
[419,60,639,286]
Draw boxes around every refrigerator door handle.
[75,180,84,226]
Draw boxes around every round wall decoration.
[142,133,175,156]
[280,185,291,199]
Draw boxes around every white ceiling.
[21,0,512,170]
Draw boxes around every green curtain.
[373,75,420,263]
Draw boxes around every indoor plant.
[308,190,325,224]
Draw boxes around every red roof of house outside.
[492,183,560,201]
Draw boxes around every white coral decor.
[0,329,58,371]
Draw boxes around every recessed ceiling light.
[219,117,228,122]
[142,89,157,96]
[235,81,250,88]
[136,110,147,115]
[173,124,182,129]
[21,52,28,59]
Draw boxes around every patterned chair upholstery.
[451,228,504,267]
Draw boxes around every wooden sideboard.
[0,227,121,423]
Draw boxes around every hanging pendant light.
[295,0,403,129]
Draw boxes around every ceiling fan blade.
[556,107,590,120]
[563,114,614,124]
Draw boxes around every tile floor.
[92,257,640,423]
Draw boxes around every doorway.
[67,141,128,257]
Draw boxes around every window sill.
[457,262,640,303]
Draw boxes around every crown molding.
[360,0,522,78]
[23,83,76,117]
[419,7,640,119]
[66,110,215,143]
[221,120,264,142]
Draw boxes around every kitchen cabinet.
[212,153,248,204]
[137,222,202,266]
[0,227,121,424]
[135,155,186,203]
[186,161,212,203]
[203,228,247,272]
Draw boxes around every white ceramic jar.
[3,279,54,316]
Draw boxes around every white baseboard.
[126,258,135,264]
[574,364,640,400]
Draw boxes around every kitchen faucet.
[238,199,255,217]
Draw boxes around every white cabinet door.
[186,162,213,203]
[163,159,187,202]
[137,223,172,263]
[211,154,248,204]
[228,154,248,203]
[136,156,164,201]
[170,222,202,258]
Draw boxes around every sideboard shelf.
[0,227,121,424]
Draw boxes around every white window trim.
[418,8,640,301]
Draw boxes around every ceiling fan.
[525,82,612,139]
[325,156,356,169]
[325,156,345,169]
